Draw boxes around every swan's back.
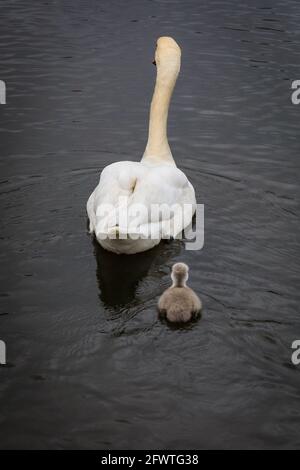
[87,161,196,253]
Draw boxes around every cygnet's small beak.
[152,59,156,66]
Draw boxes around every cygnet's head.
[171,262,189,287]
[153,37,181,79]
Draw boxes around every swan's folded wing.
[87,161,144,236]
[128,166,196,238]
[88,162,196,239]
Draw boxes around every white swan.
[87,37,196,254]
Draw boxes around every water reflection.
[93,238,182,309]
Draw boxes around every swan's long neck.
[142,60,179,165]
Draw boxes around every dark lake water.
[0,0,300,450]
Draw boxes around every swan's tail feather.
[96,226,152,241]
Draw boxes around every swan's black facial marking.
[152,44,157,66]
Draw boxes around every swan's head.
[171,262,189,287]
[153,37,181,79]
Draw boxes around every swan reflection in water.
[93,238,182,310]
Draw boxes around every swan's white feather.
[87,161,196,254]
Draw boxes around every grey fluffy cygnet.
[158,263,202,323]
